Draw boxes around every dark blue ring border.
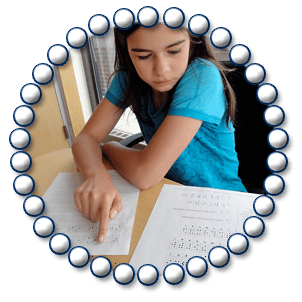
[188,14,210,36]
[185,256,208,278]
[267,128,289,150]
[263,174,285,196]
[208,246,230,268]
[49,233,71,255]
[137,264,159,286]
[256,83,278,105]
[33,216,55,238]
[227,233,249,255]
[90,256,112,278]
[23,195,45,217]
[13,105,35,127]
[113,263,135,285]
[244,63,266,85]
[163,7,185,29]
[20,83,42,105]
[47,44,69,66]
[10,151,32,173]
[263,105,285,127]
[243,216,265,238]
[9,128,31,150]
[32,63,54,85]
[266,151,288,173]
[210,27,232,49]
[137,6,159,28]
[163,263,185,285]
[13,174,35,196]
[88,14,110,36]
[68,246,90,268]
[229,44,251,66]
[66,27,88,49]
[113,8,135,30]
[253,195,275,217]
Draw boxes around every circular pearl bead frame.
[10,6,288,286]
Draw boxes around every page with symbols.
[129,184,259,274]
[42,171,140,255]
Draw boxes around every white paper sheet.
[129,184,259,273]
[42,171,140,255]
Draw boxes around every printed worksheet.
[42,171,140,255]
[130,185,259,273]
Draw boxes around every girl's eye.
[169,49,181,55]
[137,49,181,60]
[138,54,151,60]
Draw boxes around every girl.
[71,23,246,243]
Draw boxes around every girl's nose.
[153,56,170,76]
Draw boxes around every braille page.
[42,171,140,255]
[130,184,259,274]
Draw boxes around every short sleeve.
[105,71,129,109]
[168,59,226,125]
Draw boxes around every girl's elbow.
[133,165,163,190]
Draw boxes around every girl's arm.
[72,97,123,177]
[102,115,203,189]
[71,97,125,243]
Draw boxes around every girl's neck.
[152,90,168,111]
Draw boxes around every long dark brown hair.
[109,23,236,128]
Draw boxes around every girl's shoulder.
[179,58,222,88]
[108,69,128,93]
[187,58,220,76]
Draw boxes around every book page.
[130,184,259,273]
[42,171,140,255]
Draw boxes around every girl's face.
[127,24,191,95]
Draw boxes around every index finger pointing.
[97,203,111,243]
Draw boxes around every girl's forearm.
[102,141,149,189]
[71,133,112,181]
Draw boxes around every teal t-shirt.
[105,58,247,192]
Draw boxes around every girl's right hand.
[74,172,123,243]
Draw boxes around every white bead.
[228,234,248,254]
[137,264,158,285]
[254,195,274,216]
[114,263,134,284]
[187,257,207,277]
[33,64,53,84]
[209,247,229,267]
[24,196,44,216]
[264,106,284,126]
[10,129,30,149]
[49,234,70,254]
[21,84,41,104]
[137,7,158,27]
[14,175,34,195]
[113,8,134,29]
[267,152,287,172]
[189,15,209,35]
[164,264,184,284]
[34,217,54,237]
[11,152,31,172]
[268,129,288,149]
[69,246,89,267]
[14,106,34,127]
[48,45,68,65]
[91,257,111,277]
[257,84,277,104]
[245,64,265,84]
[67,28,87,48]
[244,217,264,237]
[210,28,231,48]
[230,45,250,65]
[89,15,109,35]
[264,175,284,195]
[164,7,184,28]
